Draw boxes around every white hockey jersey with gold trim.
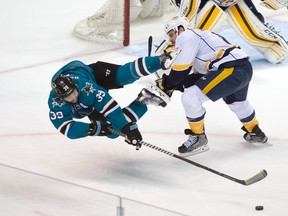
[173,29,248,74]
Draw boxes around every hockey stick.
[108,127,267,186]
[148,36,161,79]
[148,36,153,57]
[146,36,171,104]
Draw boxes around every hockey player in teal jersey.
[48,55,173,149]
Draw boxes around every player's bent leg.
[181,86,209,119]
[122,100,148,123]
[227,101,268,143]
[178,86,210,156]
[115,56,162,86]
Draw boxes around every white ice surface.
[0,0,288,215]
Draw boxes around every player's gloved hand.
[158,49,180,70]
[121,122,142,150]
[182,73,204,89]
[155,74,174,97]
[88,120,112,136]
[159,50,173,70]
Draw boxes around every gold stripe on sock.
[242,117,259,133]
[188,119,204,134]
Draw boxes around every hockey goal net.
[73,0,174,46]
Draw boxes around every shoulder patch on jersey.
[52,97,65,108]
[81,82,96,96]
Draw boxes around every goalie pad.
[226,1,288,64]
[194,1,227,31]
[178,0,201,26]
[259,0,288,10]
[177,0,226,31]
[213,0,240,8]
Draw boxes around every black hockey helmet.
[51,74,76,98]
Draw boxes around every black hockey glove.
[121,122,142,150]
[155,74,174,97]
[182,73,204,89]
[88,120,112,136]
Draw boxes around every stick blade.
[244,170,267,186]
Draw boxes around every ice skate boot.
[136,88,167,107]
[242,125,268,143]
[178,129,209,157]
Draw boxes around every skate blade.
[179,145,210,157]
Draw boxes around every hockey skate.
[136,88,167,107]
[242,125,268,143]
[178,129,209,157]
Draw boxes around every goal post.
[73,0,175,46]
[73,0,131,46]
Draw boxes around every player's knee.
[181,86,206,118]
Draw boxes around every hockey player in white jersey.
[157,16,268,156]
[167,0,288,64]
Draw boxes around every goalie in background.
[259,0,288,10]
[48,53,174,149]
[156,16,268,157]
[166,0,288,64]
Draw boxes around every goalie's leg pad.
[179,0,201,26]
[194,1,227,31]
[226,2,288,63]
[260,0,288,10]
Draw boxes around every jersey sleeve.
[78,82,130,132]
[166,31,199,88]
[48,92,91,139]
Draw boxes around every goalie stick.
[108,127,268,186]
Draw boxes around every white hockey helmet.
[164,16,189,35]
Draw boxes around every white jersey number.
[50,111,64,120]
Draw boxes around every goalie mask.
[164,16,189,35]
[51,74,76,98]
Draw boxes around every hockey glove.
[182,73,204,89]
[158,49,180,70]
[121,122,142,150]
[88,120,112,136]
[155,74,174,97]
